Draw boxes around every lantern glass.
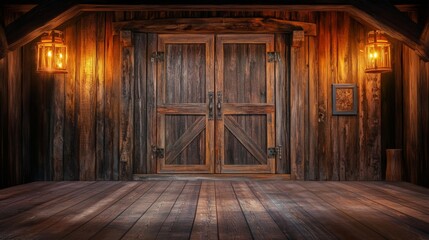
[365,30,391,73]
[37,30,67,73]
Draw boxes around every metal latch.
[151,51,164,62]
[152,146,165,158]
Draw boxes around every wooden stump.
[386,149,402,181]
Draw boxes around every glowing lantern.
[37,30,67,73]
[365,30,391,73]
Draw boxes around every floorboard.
[0,180,428,240]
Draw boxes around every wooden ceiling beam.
[5,0,82,51]
[347,0,429,61]
[4,0,429,60]
[112,18,317,35]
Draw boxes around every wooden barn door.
[215,34,275,173]
[155,34,275,173]
[156,34,215,173]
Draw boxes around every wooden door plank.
[327,182,429,236]
[223,104,275,114]
[248,181,334,239]
[215,181,252,240]
[157,104,206,114]
[224,116,266,165]
[26,182,140,239]
[92,181,171,240]
[165,117,205,164]
[297,181,427,239]
[156,34,214,173]
[232,181,286,240]
[156,181,201,239]
[0,182,92,220]
[273,182,384,239]
[121,181,186,239]
[62,181,156,240]
[190,181,218,240]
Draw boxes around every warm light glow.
[364,30,391,73]
[37,30,67,73]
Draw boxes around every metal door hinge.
[152,146,165,158]
[268,146,282,159]
[267,52,281,62]
[151,51,164,62]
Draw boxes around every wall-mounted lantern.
[365,30,391,73]
[37,30,67,73]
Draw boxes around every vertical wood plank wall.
[1,10,427,187]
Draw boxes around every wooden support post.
[386,149,402,181]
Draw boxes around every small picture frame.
[332,83,358,115]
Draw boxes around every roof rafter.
[3,0,429,60]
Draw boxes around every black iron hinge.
[152,146,165,158]
[268,146,282,159]
[267,52,281,62]
[151,51,164,62]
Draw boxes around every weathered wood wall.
[6,9,422,187]
[380,11,429,187]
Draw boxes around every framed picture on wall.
[332,83,358,115]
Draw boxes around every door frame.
[145,32,290,175]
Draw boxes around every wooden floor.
[0,180,429,240]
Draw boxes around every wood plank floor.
[0,180,429,239]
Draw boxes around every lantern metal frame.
[37,30,67,73]
[364,30,391,73]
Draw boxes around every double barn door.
[156,34,275,173]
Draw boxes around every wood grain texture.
[78,13,97,181]
[290,31,307,180]
[7,47,22,186]
[215,181,253,240]
[2,181,429,238]
[119,30,134,180]
[133,33,148,174]
[52,73,65,181]
[307,14,318,180]
[105,14,121,180]
[95,12,106,180]
[113,18,317,35]
[274,33,289,174]
[92,181,170,240]
[64,22,79,181]
[190,181,217,240]
[146,33,158,174]
[0,56,7,188]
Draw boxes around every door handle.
[208,92,214,120]
[217,91,222,120]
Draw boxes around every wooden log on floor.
[386,149,403,181]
